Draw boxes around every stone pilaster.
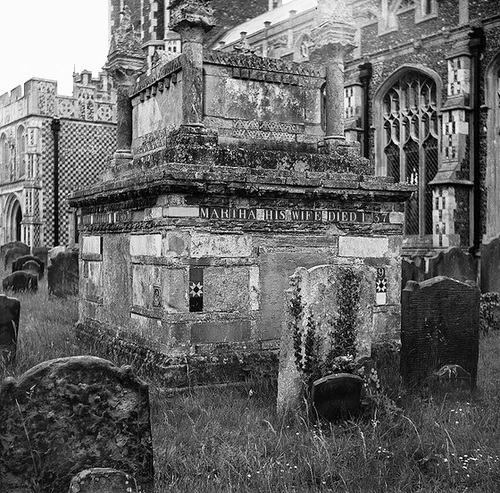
[170,0,215,126]
[310,0,356,151]
[106,6,145,161]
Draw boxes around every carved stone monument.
[69,0,413,386]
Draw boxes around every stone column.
[170,0,215,126]
[310,0,357,151]
[106,7,145,161]
[109,68,140,158]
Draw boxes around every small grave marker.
[68,468,138,493]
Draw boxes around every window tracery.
[382,71,439,235]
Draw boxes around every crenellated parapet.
[0,72,116,126]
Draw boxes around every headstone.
[0,241,29,261]
[401,276,480,389]
[0,356,154,493]
[48,251,79,297]
[2,271,38,293]
[310,373,364,421]
[277,264,377,417]
[401,257,424,289]
[0,294,20,364]
[425,247,477,282]
[48,245,69,260]
[3,243,30,271]
[68,468,138,493]
[481,236,500,294]
[32,246,50,269]
[12,255,45,279]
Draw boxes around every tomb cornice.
[68,165,414,209]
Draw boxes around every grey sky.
[0,0,108,97]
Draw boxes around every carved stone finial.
[233,33,257,56]
[169,0,216,34]
[310,0,356,56]
[108,6,143,58]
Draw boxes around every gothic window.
[381,71,439,235]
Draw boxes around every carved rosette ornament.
[310,0,357,145]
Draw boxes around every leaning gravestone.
[0,356,154,493]
[48,251,79,297]
[277,264,376,418]
[2,271,38,292]
[0,294,20,364]
[12,255,45,279]
[68,468,138,493]
[401,276,480,389]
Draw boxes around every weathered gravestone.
[277,263,392,417]
[48,251,79,297]
[401,257,425,289]
[32,246,50,270]
[0,294,20,364]
[12,255,45,279]
[68,468,138,493]
[481,236,500,294]
[401,276,480,389]
[425,247,477,282]
[0,241,29,259]
[2,271,38,292]
[3,242,30,272]
[0,356,154,493]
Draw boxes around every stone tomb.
[0,294,20,364]
[68,0,413,386]
[0,356,154,493]
[401,277,480,389]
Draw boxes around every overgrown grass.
[2,285,500,492]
